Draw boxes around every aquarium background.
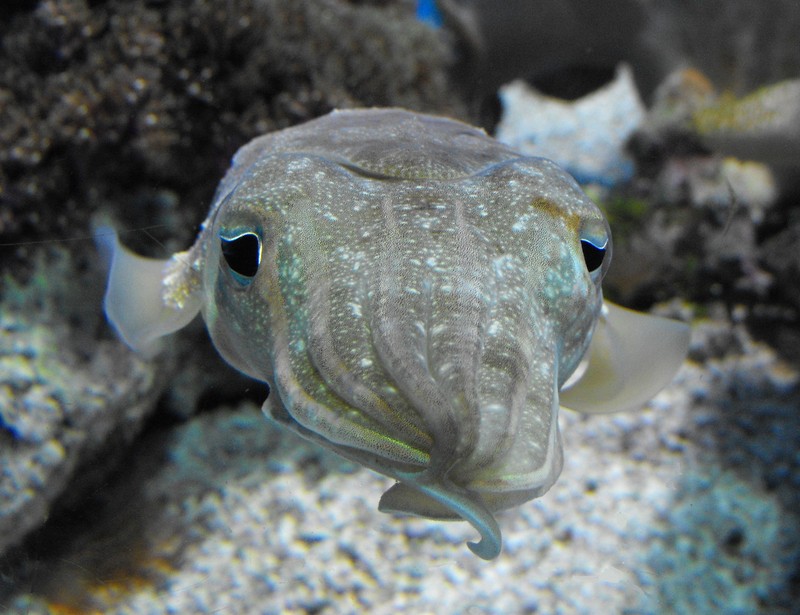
[2,1,800,613]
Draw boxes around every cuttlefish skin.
[98,109,690,560]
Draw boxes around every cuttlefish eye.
[580,237,607,273]
[220,231,261,284]
[578,218,611,275]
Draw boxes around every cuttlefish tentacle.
[379,470,502,560]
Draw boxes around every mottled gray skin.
[189,109,610,558]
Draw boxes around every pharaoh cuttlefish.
[98,109,689,559]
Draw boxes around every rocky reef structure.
[0,0,464,262]
[495,64,646,187]
[0,249,164,557]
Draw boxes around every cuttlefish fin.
[94,225,202,358]
[559,301,690,414]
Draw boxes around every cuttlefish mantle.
[97,108,690,560]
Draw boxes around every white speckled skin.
[102,108,687,559]
[186,109,611,558]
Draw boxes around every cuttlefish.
[97,109,689,559]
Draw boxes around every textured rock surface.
[495,64,645,187]
[0,0,464,266]
[0,250,167,558]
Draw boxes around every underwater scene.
[1,1,799,613]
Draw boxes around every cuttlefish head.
[201,153,612,561]
[97,109,689,560]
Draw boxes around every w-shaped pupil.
[221,233,260,278]
[580,239,606,272]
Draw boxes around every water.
[2,1,799,613]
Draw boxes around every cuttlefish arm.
[560,301,691,414]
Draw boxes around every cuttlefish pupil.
[97,108,689,560]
